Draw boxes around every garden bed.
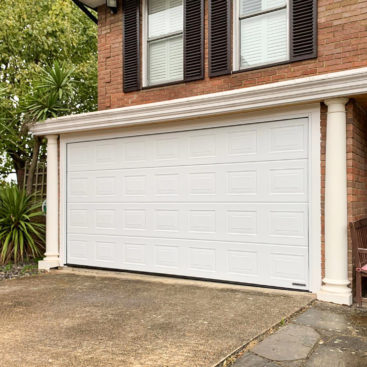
[0,260,40,281]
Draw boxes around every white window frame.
[233,0,290,72]
[142,0,184,87]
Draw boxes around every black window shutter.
[184,0,204,81]
[123,0,140,92]
[290,0,317,62]
[209,0,231,77]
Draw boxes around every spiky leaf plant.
[0,186,45,264]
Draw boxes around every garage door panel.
[67,203,308,246]
[67,234,307,289]
[263,119,308,158]
[268,247,308,286]
[67,160,308,203]
[67,118,308,172]
[66,118,310,290]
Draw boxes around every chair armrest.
[358,248,367,254]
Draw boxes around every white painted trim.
[39,135,60,270]
[58,104,321,293]
[308,105,322,293]
[232,0,240,72]
[142,0,148,88]
[32,67,367,136]
[59,137,67,267]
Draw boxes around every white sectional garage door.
[66,118,310,290]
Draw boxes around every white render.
[39,135,60,270]
[317,98,353,306]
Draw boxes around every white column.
[317,98,352,305]
[39,135,60,270]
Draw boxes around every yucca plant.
[0,186,45,264]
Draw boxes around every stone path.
[231,301,367,367]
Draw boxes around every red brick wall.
[98,0,367,110]
[321,100,367,289]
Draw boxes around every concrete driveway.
[0,269,312,367]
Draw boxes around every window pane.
[149,36,183,85]
[240,0,286,16]
[240,9,287,68]
[149,0,183,39]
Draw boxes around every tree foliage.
[0,0,97,183]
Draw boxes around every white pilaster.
[317,98,352,305]
[39,135,60,271]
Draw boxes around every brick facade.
[98,0,367,110]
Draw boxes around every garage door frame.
[59,104,321,293]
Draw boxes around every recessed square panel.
[228,171,257,194]
[270,124,305,153]
[189,210,216,233]
[189,248,216,272]
[228,130,257,156]
[124,210,146,230]
[68,144,90,169]
[269,211,305,238]
[125,175,146,196]
[155,174,179,195]
[155,210,179,231]
[155,245,179,268]
[69,240,88,260]
[96,143,114,163]
[69,178,89,197]
[125,140,146,161]
[189,134,216,158]
[270,252,307,282]
[69,210,89,229]
[156,137,179,160]
[96,177,116,196]
[189,173,216,195]
[269,168,305,195]
[228,250,258,275]
[125,243,146,265]
[95,241,115,262]
[227,211,257,235]
[96,210,116,229]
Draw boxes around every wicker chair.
[349,218,367,306]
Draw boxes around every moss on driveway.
[0,270,312,367]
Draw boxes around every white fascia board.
[31,67,367,136]
[78,0,104,9]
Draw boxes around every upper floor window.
[145,0,184,86]
[234,0,289,70]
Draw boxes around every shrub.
[0,186,45,264]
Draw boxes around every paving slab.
[293,307,349,332]
[232,353,279,367]
[304,344,367,367]
[324,335,367,352]
[252,324,320,361]
[0,271,312,367]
